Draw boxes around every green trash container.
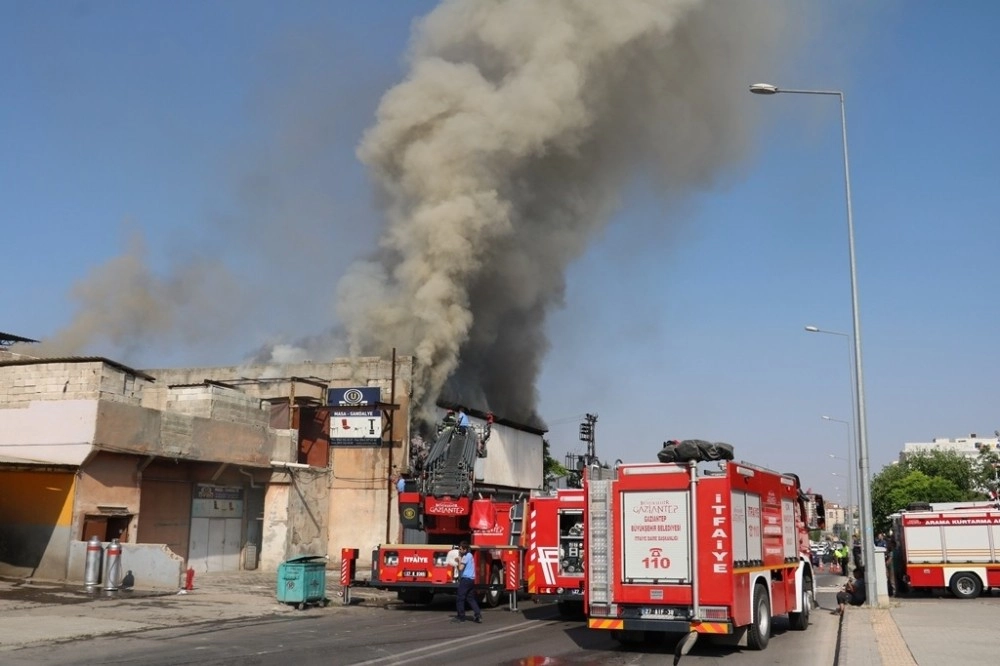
[277,555,329,609]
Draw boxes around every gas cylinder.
[84,536,103,589]
[103,538,122,591]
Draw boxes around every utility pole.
[579,413,598,466]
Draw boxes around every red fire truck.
[368,494,522,606]
[584,458,818,655]
[364,487,589,610]
[364,413,525,607]
[892,501,1000,599]
[522,488,586,616]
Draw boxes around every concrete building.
[1,351,545,583]
[0,356,301,582]
[900,433,1000,461]
[825,502,847,538]
[141,357,416,572]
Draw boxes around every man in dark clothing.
[835,566,866,614]
[451,541,482,624]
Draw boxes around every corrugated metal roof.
[0,356,156,381]
[0,331,38,345]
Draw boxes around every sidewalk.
[836,591,1000,666]
[0,570,396,653]
[837,603,916,666]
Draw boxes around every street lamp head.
[805,326,820,333]
[822,415,832,421]
[749,83,779,95]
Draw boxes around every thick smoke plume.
[17,1,809,426]
[337,0,802,424]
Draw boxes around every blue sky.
[4,1,999,504]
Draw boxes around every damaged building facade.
[0,353,413,584]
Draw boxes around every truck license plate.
[402,570,427,577]
[640,607,678,618]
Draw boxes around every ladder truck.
[365,412,525,606]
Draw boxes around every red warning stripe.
[588,618,624,630]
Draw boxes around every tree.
[970,445,1000,499]
[543,439,570,489]
[871,449,987,535]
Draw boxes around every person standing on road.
[885,537,897,596]
[836,544,850,576]
[452,541,482,624]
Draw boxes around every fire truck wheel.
[746,584,771,650]
[789,580,811,630]
[949,572,983,599]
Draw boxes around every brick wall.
[0,361,146,407]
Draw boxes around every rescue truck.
[521,487,586,617]
[891,501,1000,599]
[583,451,819,657]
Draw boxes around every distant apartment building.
[824,502,847,536]
[900,433,1000,461]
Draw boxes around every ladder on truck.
[587,477,614,612]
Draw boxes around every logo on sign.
[642,547,671,570]
[537,546,560,585]
[343,388,365,404]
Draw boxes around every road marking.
[352,619,563,665]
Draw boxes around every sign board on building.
[192,484,244,519]
[328,387,383,446]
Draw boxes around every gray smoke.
[15,232,244,364]
[17,0,813,425]
[337,0,807,424]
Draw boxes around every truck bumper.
[588,618,732,634]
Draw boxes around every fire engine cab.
[892,501,1000,599]
[584,457,817,654]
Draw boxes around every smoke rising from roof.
[335,0,804,424]
[14,1,812,428]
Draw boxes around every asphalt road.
[6,575,843,666]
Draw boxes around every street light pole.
[805,325,857,439]
[829,450,853,541]
[751,82,877,606]
[825,416,855,538]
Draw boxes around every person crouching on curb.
[835,566,866,614]
[452,541,482,624]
